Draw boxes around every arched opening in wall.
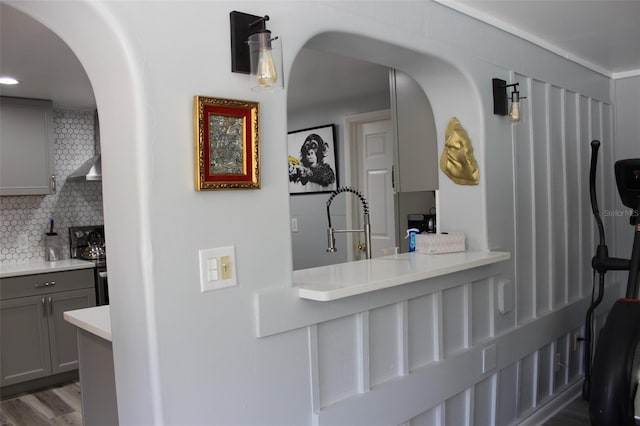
[287,32,482,271]
[0,2,157,423]
[0,3,103,263]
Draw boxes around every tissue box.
[416,232,465,254]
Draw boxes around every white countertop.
[294,250,510,301]
[64,305,111,342]
[0,259,96,278]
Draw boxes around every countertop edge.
[296,251,510,301]
[1,259,96,278]
[64,305,112,342]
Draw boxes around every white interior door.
[355,119,396,258]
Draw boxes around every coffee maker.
[408,210,436,234]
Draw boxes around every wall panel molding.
[310,281,622,426]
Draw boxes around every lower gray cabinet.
[0,269,96,387]
[0,294,51,385]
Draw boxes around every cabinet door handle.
[51,175,57,192]
[48,296,53,315]
[42,297,47,316]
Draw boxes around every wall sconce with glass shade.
[230,11,284,92]
[492,78,526,123]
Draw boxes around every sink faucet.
[326,187,372,259]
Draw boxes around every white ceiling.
[0,3,95,109]
[1,1,638,111]
[448,0,640,76]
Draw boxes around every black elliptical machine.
[582,140,640,425]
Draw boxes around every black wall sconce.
[492,78,526,123]
[230,11,283,92]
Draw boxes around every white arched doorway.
[287,31,487,253]
[6,1,160,424]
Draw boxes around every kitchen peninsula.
[64,305,119,425]
[256,250,510,338]
[295,250,510,301]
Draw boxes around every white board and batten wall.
[272,7,620,426]
[12,2,635,425]
[273,9,622,426]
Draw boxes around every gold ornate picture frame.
[194,96,259,190]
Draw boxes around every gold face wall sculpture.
[440,117,479,185]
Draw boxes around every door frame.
[343,109,395,261]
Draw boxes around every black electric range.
[69,225,109,305]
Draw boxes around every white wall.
[613,76,640,268]
[11,1,623,425]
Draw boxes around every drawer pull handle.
[50,281,56,287]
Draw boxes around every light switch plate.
[199,246,237,292]
[220,256,232,280]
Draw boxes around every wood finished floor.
[543,397,590,425]
[0,381,82,426]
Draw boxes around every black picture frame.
[287,124,338,195]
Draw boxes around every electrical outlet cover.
[498,279,513,314]
[483,344,497,373]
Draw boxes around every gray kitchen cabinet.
[0,96,55,196]
[0,269,96,387]
[0,294,51,385]
[390,70,439,192]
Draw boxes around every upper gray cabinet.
[390,70,439,192]
[0,97,55,196]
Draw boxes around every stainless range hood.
[67,153,102,182]
[68,110,102,182]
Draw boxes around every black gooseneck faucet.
[326,187,372,259]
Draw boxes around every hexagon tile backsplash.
[0,109,104,264]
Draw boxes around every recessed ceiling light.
[0,77,19,85]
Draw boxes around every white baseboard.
[517,381,584,426]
